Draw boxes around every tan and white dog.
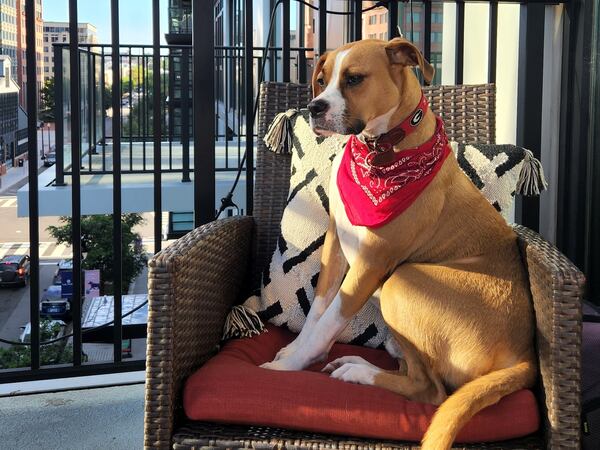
[261,38,536,450]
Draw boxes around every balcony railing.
[3,0,594,386]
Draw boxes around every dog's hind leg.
[326,332,446,405]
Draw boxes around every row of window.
[0,30,16,42]
[1,0,16,8]
[0,12,15,25]
[365,31,442,44]
[366,11,443,26]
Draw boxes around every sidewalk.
[0,128,55,196]
[0,154,45,196]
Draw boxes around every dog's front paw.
[329,362,380,385]
[273,339,301,362]
[261,350,327,371]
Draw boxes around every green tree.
[39,77,55,122]
[0,320,75,369]
[47,214,147,294]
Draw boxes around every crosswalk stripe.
[0,242,73,260]
[0,198,17,207]
[50,243,70,258]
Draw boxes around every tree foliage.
[47,214,147,294]
[39,77,55,122]
[0,320,75,369]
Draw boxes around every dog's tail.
[421,360,536,450]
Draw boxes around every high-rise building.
[16,0,44,108]
[0,0,18,82]
[42,21,98,78]
[0,55,21,168]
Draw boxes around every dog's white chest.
[330,151,366,267]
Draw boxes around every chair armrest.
[513,225,585,450]
[144,216,254,450]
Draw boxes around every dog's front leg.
[273,216,348,362]
[262,252,388,371]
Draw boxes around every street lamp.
[40,122,45,160]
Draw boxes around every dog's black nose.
[308,99,329,118]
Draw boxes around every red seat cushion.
[184,325,539,443]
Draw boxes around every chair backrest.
[252,81,496,285]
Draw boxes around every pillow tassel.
[263,109,298,154]
[222,304,266,341]
[516,149,548,196]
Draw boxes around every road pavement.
[0,260,60,348]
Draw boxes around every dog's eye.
[317,78,325,87]
[346,75,364,87]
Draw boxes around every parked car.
[53,259,73,285]
[40,285,71,320]
[19,319,66,343]
[43,151,56,167]
[0,255,30,287]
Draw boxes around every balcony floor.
[0,383,144,449]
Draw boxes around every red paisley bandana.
[337,116,451,228]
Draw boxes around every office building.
[43,21,98,78]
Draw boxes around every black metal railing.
[0,0,574,384]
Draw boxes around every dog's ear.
[311,52,328,96]
[385,38,434,85]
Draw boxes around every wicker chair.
[144,82,585,450]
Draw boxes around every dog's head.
[308,38,434,136]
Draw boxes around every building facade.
[0,0,18,82]
[16,0,43,108]
[0,55,21,168]
[43,21,98,78]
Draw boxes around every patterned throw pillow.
[223,110,546,347]
[225,110,390,348]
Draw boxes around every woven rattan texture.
[252,82,496,286]
[171,421,543,450]
[144,216,254,450]
[514,225,585,449]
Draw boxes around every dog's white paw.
[322,355,378,373]
[329,362,380,385]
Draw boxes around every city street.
[0,259,60,348]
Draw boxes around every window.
[380,13,387,24]
[379,32,388,40]
[367,33,376,39]
[432,32,442,43]
[368,15,376,25]
[410,31,420,43]
[432,12,443,24]
[412,12,421,23]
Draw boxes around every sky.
[43,0,169,45]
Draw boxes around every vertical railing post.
[282,0,290,82]
[319,0,327,55]
[245,0,253,215]
[515,3,545,231]
[388,0,399,39]
[424,0,432,62]
[54,44,65,186]
[25,0,40,371]
[455,0,465,84]
[353,0,362,41]
[153,0,162,252]
[193,0,215,225]
[68,0,83,366]
[488,0,498,84]
[181,48,191,182]
[110,0,123,363]
[101,46,106,171]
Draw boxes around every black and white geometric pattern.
[452,143,528,219]
[244,110,390,348]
